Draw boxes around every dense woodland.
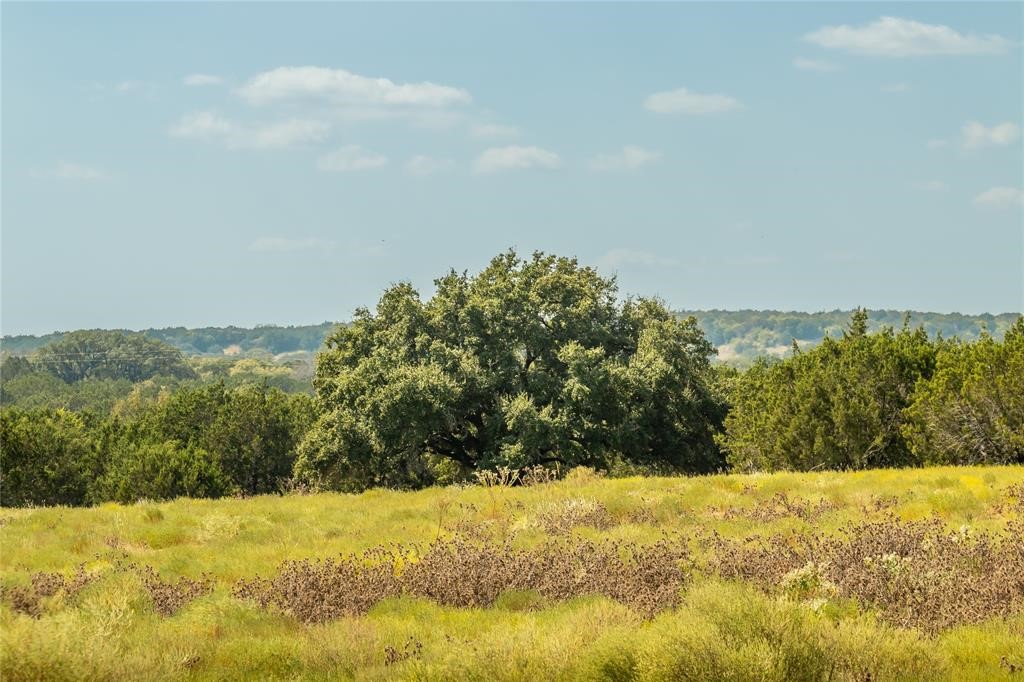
[1,251,1021,506]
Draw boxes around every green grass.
[2,465,1023,680]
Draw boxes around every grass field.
[2,465,1023,681]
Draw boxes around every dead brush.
[232,547,402,623]
[136,565,214,617]
[861,495,901,514]
[704,516,1024,633]
[990,483,1024,516]
[234,533,692,622]
[707,492,839,523]
[533,498,614,535]
[384,637,423,666]
[2,565,95,617]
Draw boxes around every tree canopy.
[718,310,939,472]
[902,317,1024,465]
[32,330,195,384]
[295,250,727,491]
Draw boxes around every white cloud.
[881,83,909,93]
[473,145,561,175]
[589,145,662,172]
[470,123,520,138]
[31,161,110,181]
[913,180,947,191]
[248,237,336,253]
[598,249,677,270]
[973,186,1024,208]
[168,111,329,149]
[244,119,330,149]
[237,66,471,108]
[644,87,741,115]
[804,16,1011,57]
[184,73,224,87]
[962,121,1021,149]
[317,145,388,172]
[927,139,948,150]
[168,111,237,140]
[404,155,455,177]
[793,57,841,72]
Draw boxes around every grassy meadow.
[2,465,1023,680]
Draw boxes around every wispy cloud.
[793,57,841,72]
[31,161,109,181]
[473,145,561,175]
[927,139,948,150]
[974,186,1023,208]
[644,87,741,115]
[404,155,455,177]
[589,145,662,172]
[598,248,677,270]
[168,111,330,149]
[470,123,520,138]
[184,73,224,87]
[248,237,336,253]
[115,80,152,93]
[237,66,471,108]
[317,145,388,172]
[913,180,947,192]
[804,16,1011,57]
[962,121,1021,149]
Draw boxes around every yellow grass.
[2,465,1022,680]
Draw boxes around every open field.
[2,465,1023,681]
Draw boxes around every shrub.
[0,408,99,506]
[903,317,1024,465]
[89,441,229,503]
[719,310,937,472]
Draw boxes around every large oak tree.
[296,250,726,491]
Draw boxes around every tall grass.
[2,465,1022,680]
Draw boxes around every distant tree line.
[1,323,337,357]
[1,251,1021,506]
[3,312,1016,364]
[0,330,313,415]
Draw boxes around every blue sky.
[2,2,1021,335]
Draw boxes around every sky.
[2,2,1022,335]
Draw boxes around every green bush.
[719,310,937,471]
[89,440,229,503]
[0,408,99,506]
[903,317,1024,464]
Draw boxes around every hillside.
[2,466,1022,680]
[3,310,1018,365]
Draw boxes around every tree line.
[2,251,1021,506]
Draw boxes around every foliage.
[131,382,315,496]
[0,382,314,506]
[0,409,100,506]
[1,323,336,356]
[297,250,726,491]
[690,308,1019,366]
[903,317,1024,464]
[719,310,938,471]
[31,330,195,384]
[88,441,230,504]
[189,355,313,394]
[0,372,138,414]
